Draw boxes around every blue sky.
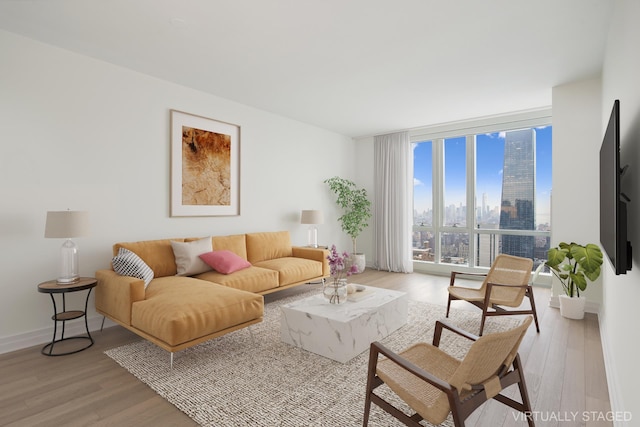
[413,126,552,225]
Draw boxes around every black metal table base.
[41,335,94,356]
[41,286,95,357]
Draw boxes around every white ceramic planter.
[351,253,366,273]
[559,294,586,320]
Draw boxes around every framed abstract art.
[170,110,240,216]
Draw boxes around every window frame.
[411,109,552,284]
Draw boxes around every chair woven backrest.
[481,254,533,306]
[448,316,533,395]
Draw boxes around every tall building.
[482,192,488,218]
[500,129,536,258]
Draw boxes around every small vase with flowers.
[324,245,358,304]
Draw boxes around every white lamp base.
[307,226,318,248]
[57,239,80,284]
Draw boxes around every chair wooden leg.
[527,287,540,333]
[362,344,378,427]
[479,287,493,336]
[362,389,372,426]
[446,273,458,318]
[492,355,535,426]
[514,355,535,427]
[448,392,468,427]
[479,312,487,336]
[362,396,371,426]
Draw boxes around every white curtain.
[373,131,413,273]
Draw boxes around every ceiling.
[0,0,613,137]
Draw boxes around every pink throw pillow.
[199,250,251,274]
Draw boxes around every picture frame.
[170,110,240,216]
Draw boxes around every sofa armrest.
[95,269,146,326]
[292,247,330,277]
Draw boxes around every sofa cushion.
[212,234,248,259]
[195,266,279,293]
[131,276,263,347]
[253,257,323,286]
[111,248,154,288]
[115,238,184,278]
[245,231,293,264]
[200,250,251,274]
[170,237,213,276]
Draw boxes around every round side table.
[37,277,98,356]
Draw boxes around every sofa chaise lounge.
[95,231,329,363]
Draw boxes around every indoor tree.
[324,176,372,255]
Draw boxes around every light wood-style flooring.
[0,269,612,426]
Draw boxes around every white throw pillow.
[112,247,154,288]
[171,237,213,276]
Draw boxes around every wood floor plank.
[0,269,612,427]
[561,319,587,423]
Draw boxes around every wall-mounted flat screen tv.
[599,99,632,275]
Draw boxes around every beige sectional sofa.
[95,231,329,360]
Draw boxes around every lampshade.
[45,210,89,284]
[45,210,90,238]
[300,210,324,225]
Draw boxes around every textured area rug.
[105,288,520,426]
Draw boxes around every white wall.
[354,136,375,262]
[550,77,604,308]
[0,30,354,352]
[599,0,640,423]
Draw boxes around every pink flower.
[327,245,358,280]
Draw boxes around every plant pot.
[559,294,586,320]
[351,253,366,274]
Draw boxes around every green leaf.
[546,247,568,269]
[571,272,588,292]
[324,176,372,253]
[546,241,603,295]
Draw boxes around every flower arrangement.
[324,245,357,304]
[327,244,358,283]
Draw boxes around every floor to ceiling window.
[412,111,552,273]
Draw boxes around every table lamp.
[300,210,323,248]
[45,210,90,284]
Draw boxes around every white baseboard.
[0,315,115,355]
[598,313,630,427]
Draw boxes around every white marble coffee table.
[280,285,408,363]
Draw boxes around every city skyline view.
[413,126,552,228]
[500,129,536,259]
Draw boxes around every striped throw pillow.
[112,247,154,288]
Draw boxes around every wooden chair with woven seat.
[446,253,540,336]
[362,316,535,427]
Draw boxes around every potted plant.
[545,242,603,319]
[324,176,372,273]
